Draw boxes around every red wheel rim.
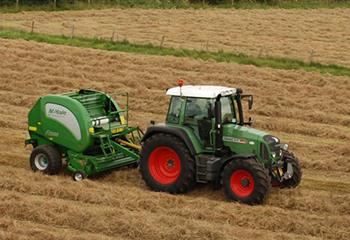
[230,169,255,198]
[148,146,181,185]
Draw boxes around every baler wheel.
[281,151,302,188]
[30,145,62,175]
[140,133,195,194]
[72,171,87,182]
[222,158,271,205]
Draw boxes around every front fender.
[208,154,257,182]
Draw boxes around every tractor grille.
[270,144,281,153]
[260,143,269,161]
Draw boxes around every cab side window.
[184,98,213,123]
[221,96,236,123]
[166,96,182,123]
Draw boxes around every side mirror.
[248,96,253,110]
[241,95,253,110]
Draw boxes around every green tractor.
[26,89,142,181]
[140,82,301,204]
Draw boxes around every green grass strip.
[1,27,350,77]
[1,1,350,13]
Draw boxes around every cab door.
[183,97,215,150]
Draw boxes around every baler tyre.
[222,158,271,205]
[140,133,195,194]
[72,171,87,182]
[29,145,62,175]
[281,151,302,188]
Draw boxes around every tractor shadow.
[61,164,288,206]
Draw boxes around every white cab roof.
[166,85,236,98]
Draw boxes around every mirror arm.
[244,117,253,126]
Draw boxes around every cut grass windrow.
[1,27,350,77]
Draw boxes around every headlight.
[263,135,280,145]
[271,152,276,158]
[282,144,289,151]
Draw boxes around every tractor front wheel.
[140,133,195,194]
[222,158,271,205]
[30,145,62,175]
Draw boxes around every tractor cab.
[165,85,253,152]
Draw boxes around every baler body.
[26,89,141,178]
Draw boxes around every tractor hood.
[223,124,268,143]
[222,124,284,165]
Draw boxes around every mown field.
[0,32,349,240]
[1,8,350,67]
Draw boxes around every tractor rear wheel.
[222,158,271,205]
[281,151,302,188]
[30,145,62,175]
[140,133,195,194]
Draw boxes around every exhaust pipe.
[215,95,223,152]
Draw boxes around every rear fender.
[142,125,196,156]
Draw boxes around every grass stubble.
[0,38,349,239]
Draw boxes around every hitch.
[280,162,293,182]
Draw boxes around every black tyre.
[140,133,195,194]
[281,151,302,188]
[29,145,62,175]
[128,162,139,169]
[222,158,271,205]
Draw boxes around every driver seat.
[198,118,212,147]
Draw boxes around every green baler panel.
[28,95,92,152]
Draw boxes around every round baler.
[26,89,142,180]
